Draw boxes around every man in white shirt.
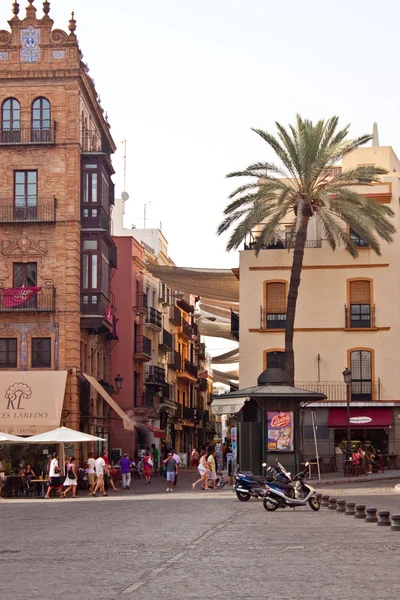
[44,452,63,499]
[87,451,96,496]
[92,453,108,497]
[172,449,181,486]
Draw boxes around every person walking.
[92,453,108,497]
[207,449,217,490]
[191,448,200,469]
[163,452,178,492]
[120,453,132,490]
[192,450,209,490]
[151,443,159,473]
[103,450,119,492]
[44,452,63,499]
[142,451,153,484]
[171,449,181,486]
[87,451,96,496]
[63,456,78,498]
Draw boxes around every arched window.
[349,349,373,401]
[264,349,284,370]
[31,97,51,142]
[263,281,287,329]
[347,279,373,328]
[2,98,21,143]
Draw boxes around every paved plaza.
[1,476,400,600]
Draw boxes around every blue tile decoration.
[20,25,40,63]
[52,49,66,60]
[0,51,9,61]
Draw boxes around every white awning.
[82,373,134,431]
[210,396,249,415]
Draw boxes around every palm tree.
[217,115,396,384]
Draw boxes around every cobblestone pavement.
[1,477,400,600]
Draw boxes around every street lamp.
[342,368,352,459]
[114,374,123,395]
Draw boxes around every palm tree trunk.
[284,215,309,385]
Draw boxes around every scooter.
[233,470,269,501]
[263,460,320,512]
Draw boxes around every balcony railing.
[183,359,198,379]
[0,286,55,312]
[159,328,173,351]
[133,388,155,409]
[0,198,57,223]
[244,232,322,251]
[168,349,181,371]
[0,122,57,146]
[181,319,192,338]
[80,292,111,320]
[192,321,198,337]
[169,304,181,326]
[81,205,110,231]
[135,292,148,311]
[145,307,162,329]
[175,402,182,419]
[296,381,381,402]
[198,342,206,359]
[260,308,286,329]
[133,335,152,356]
[145,365,166,385]
[183,406,195,420]
[345,305,375,328]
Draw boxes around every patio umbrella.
[0,431,27,443]
[25,427,105,443]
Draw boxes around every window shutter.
[349,280,370,304]
[266,283,286,313]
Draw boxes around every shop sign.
[231,427,237,459]
[349,416,372,424]
[267,411,294,452]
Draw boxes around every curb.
[315,476,400,486]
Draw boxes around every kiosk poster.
[267,411,294,452]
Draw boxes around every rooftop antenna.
[122,139,127,192]
[144,201,151,229]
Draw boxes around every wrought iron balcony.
[183,359,198,379]
[192,321,198,338]
[0,198,57,223]
[181,319,192,338]
[296,381,381,402]
[260,308,286,329]
[198,378,208,391]
[345,305,375,328]
[175,402,182,419]
[244,230,322,251]
[133,388,155,409]
[81,205,110,231]
[0,286,55,312]
[133,335,152,360]
[145,306,162,330]
[145,365,166,385]
[169,304,181,326]
[183,406,195,420]
[168,349,181,371]
[198,342,206,359]
[0,121,57,146]
[159,328,173,351]
[80,292,113,333]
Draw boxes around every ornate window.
[0,338,17,368]
[14,170,37,220]
[13,262,37,287]
[263,281,287,329]
[31,97,51,142]
[32,337,51,368]
[2,98,21,143]
[350,349,373,401]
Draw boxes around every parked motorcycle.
[263,460,320,512]
[233,470,269,501]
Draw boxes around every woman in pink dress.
[143,451,152,484]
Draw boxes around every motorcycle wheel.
[308,496,321,511]
[236,491,251,502]
[263,497,278,511]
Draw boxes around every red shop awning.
[328,408,392,429]
[144,424,166,439]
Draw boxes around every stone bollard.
[321,495,330,508]
[355,505,366,519]
[328,497,338,510]
[345,502,356,515]
[365,507,378,523]
[377,511,391,527]
[390,514,400,531]
[337,499,346,513]
[316,493,322,504]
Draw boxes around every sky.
[2,0,400,270]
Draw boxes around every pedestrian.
[102,450,119,492]
[192,451,209,490]
[163,451,178,492]
[92,453,108,497]
[119,453,132,490]
[171,449,181,486]
[87,451,96,496]
[191,448,200,469]
[151,443,159,472]
[207,449,217,490]
[44,452,63,499]
[143,451,153,484]
[62,456,78,498]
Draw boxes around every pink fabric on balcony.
[1,287,41,308]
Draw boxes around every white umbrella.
[25,426,106,443]
[0,431,27,443]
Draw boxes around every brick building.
[0,1,131,451]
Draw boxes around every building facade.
[238,145,400,460]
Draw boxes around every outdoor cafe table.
[30,479,49,498]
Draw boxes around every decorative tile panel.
[52,49,66,60]
[20,25,41,63]
[0,51,9,61]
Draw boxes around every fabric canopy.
[145,265,239,302]
[328,408,393,428]
[0,431,27,443]
[212,348,239,364]
[25,426,106,443]
[82,373,134,431]
[211,396,249,415]
[143,424,166,439]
